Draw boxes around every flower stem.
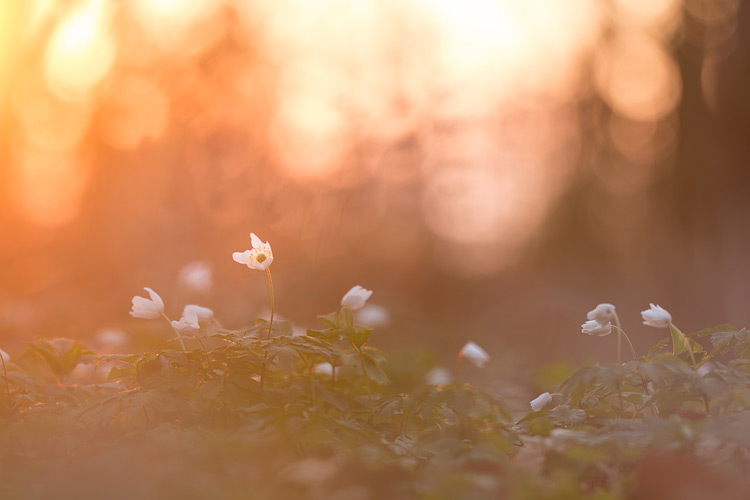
[266,268,275,339]
[667,323,697,367]
[259,268,275,396]
[613,324,637,361]
[613,311,622,365]
[0,354,11,414]
[351,342,372,407]
[456,355,464,387]
[195,334,214,375]
[162,313,187,351]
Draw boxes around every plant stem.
[613,324,637,361]
[266,268,275,339]
[0,354,11,414]
[195,334,214,375]
[259,268,275,396]
[613,311,622,365]
[670,323,697,366]
[351,342,372,407]
[162,313,187,351]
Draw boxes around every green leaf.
[349,327,372,348]
[317,312,340,329]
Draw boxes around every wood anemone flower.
[341,285,373,311]
[130,287,165,319]
[233,233,273,271]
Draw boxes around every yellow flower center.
[256,253,267,263]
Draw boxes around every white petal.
[184,304,214,319]
[233,251,251,265]
[530,392,552,411]
[459,341,490,368]
[143,287,164,311]
[250,233,263,249]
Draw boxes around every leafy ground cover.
[2,237,749,499]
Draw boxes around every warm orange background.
[0,0,748,369]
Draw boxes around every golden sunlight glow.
[613,0,682,33]
[12,146,89,227]
[14,84,93,151]
[99,75,169,149]
[131,0,224,56]
[44,0,116,99]
[594,34,681,122]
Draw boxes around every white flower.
[233,233,274,271]
[95,328,130,347]
[641,303,672,328]
[313,362,334,376]
[171,310,199,334]
[581,319,612,336]
[459,341,490,368]
[0,349,10,363]
[424,367,452,385]
[697,361,715,377]
[178,261,212,293]
[341,286,373,311]
[586,303,616,325]
[530,392,552,411]
[354,304,390,327]
[130,287,165,319]
[183,304,214,320]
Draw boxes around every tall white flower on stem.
[130,288,164,319]
[170,310,200,335]
[641,303,672,328]
[457,341,489,386]
[587,303,616,325]
[130,287,188,350]
[581,320,612,337]
[583,302,636,364]
[341,286,373,311]
[184,305,214,321]
[233,233,273,271]
[459,341,490,368]
[233,232,275,396]
[530,392,552,411]
[641,302,695,366]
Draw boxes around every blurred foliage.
[1,307,750,498]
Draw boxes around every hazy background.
[1,0,749,377]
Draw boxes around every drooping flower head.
[233,233,273,271]
[581,319,612,336]
[530,392,552,411]
[586,303,616,325]
[0,349,10,363]
[130,287,165,319]
[170,309,200,334]
[641,303,672,328]
[341,286,373,311]
[183,304,214,320]
[459,341,490,368]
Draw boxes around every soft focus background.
[1,0,749,374]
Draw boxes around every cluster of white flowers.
[581,303,615,336]
[129,231,683,419]
[581,302,673,335]
[130,286,215,345]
